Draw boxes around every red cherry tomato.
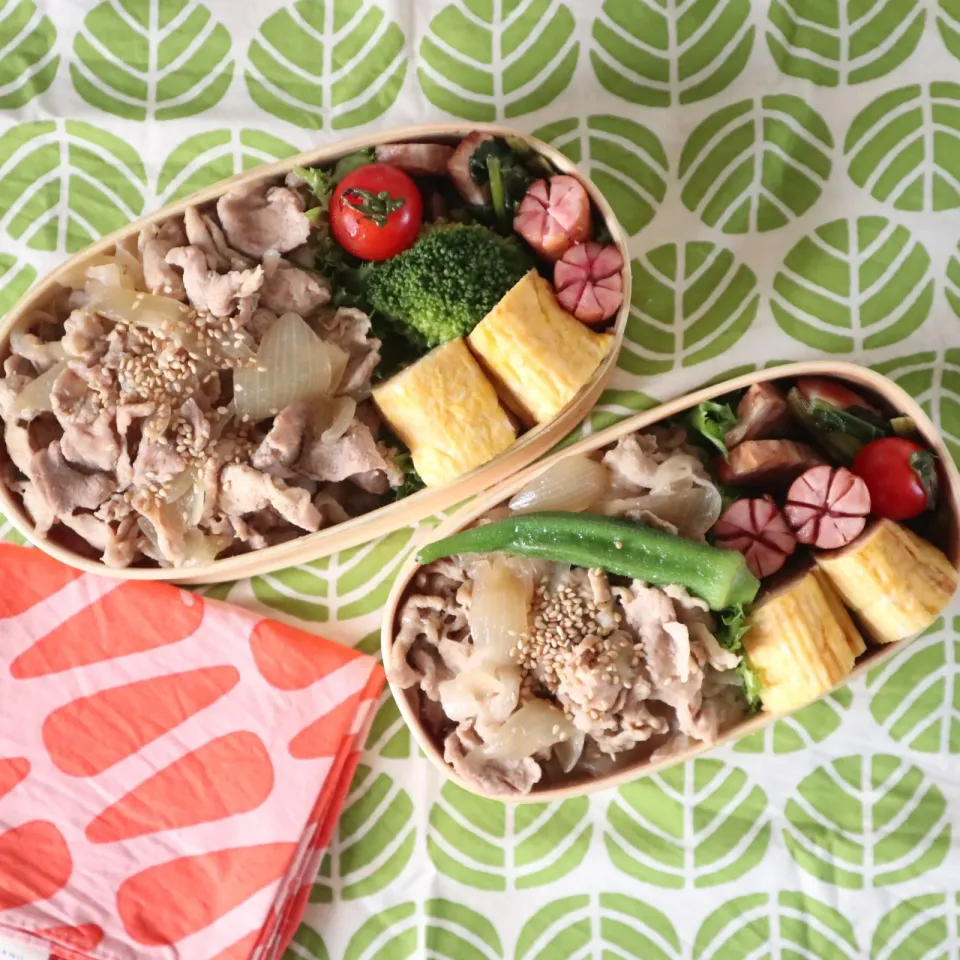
[330,163,422,261]
[851,436,937,520]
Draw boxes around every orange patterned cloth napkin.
[0,544,384,960]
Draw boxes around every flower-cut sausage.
[553,242,623,324]
[713,498,797,578]
[784,465,871,549]
[513,176,591,261]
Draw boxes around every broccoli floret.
[366,223,532,348]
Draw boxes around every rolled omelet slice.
[816,519,957,644]
[372,338,516,487]
[467,270,614,426]
[744,569,864,715]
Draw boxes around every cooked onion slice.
[182,530,230,567]
[12,360,67,417]
[553,729,586,773]
[87,263,134,290]
[438,666,520,726]
[113,236,146,291]
[640,456,722,539]
[468,556,531,665]
[509,455,609,514]
[87,282,191,332]
[321,396,357,444]
[56,254,118,290]
[233,312,348,422]
[164,468,205,527]
[482,700,576,761]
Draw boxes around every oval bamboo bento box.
[382,361,960,802]
[0,123,631,584]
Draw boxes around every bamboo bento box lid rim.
[0,123,631,584]
[381,360,960,803]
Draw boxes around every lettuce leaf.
[716,603,762,712]
[686,400,738,459]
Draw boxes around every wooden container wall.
[381,361,960,803]
[0,123,631,584]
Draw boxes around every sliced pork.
[297,421,395,485]
[251,402,308,473]
[217,182,311,259]
[260,251,331,316]
[219,464,321,532]
[60,409,121,473]
[165,245,264,318]
[32,442,115,517]
[139,219,187,299]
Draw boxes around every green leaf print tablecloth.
[2,1,960,957]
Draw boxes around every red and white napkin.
[0,544,383,960]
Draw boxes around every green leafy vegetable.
[366,223,532,348]
[392,451,426,500]
[686,400,739,458]
[333,147,375,183]
[293,163,334,203]
[716,604,761,712]
[313,232,375,309]
[294,149,376,218]
[468,138,535,229]
[786,387,891,464]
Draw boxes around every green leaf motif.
[155,128,300,204]
[428,781,590,891]
[941,237,960,332]
[251,526,415,623]
[71,0,233,121]
[694,891,859,960]
[605,758,770,888]
[283,924,331,960]
[344,899,501,960]
[771,216,932,354]
[0,511,26,545]
[784,754,950,887]
[365,691,410,758]
[591,0,753,107]
[552,388,660,452]
[872,350,960,467]
[418,0,579,121]
[532,115,667,236]
[681,95,832,233]
[0,253,35,317]
[621,244,758,376]
[0,0,59,108]
[516,893,680,960]
[311,764,414,903]
[0,121,145,254]
[871,893,960,960]
[735,688,853,753]
[867,616,960,752]
[846,83,960,211]
[938,0,960,60]
[247,0,406,130]
[696,359,791,389]
[767,0,924,87]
